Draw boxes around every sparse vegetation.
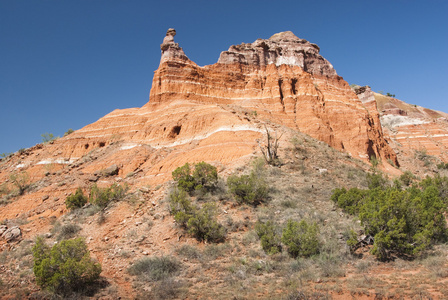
[187,202,226,242]
[41,132,58,144]
[437,162,448,169]
[9,171,30,196]
[0,152,12,158]
[64,128,74,136]
[227,166,268,206]
[65,188,88,210]
[168,188,226,242]
[332,174,448,260]
[172,162,218,194]
[32,237,101,295]
[255,220,282,254]
[89,183,128,208]
[56,223,81,241]
[128,256,180,282]
[399,171,415,186]
[258,125,283,166]
[282,219,320,258]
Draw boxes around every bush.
[64,129,74,137]
[172,162,218,194]
[41,133,57,144]
[9,171,30,196]
[331,176,448,260]
[437,162,448,170]
[331,187,367,215]
[281,219,320,258]
[32,237,101,295]
[89,183,128,208]
[192,161,218,192]
[255,220,282,254]
[172,163,195,192]
[187,203,226,243]
[168,189,225,242]
[399,171,415,186]
[168,188,197,227]
[65,188,88,210]
[366,171,388,189]
[128,256,180,281]
[56,223,81,241]
[227,172,268,205]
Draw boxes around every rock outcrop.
[0,29,400,197]
[373,93,448,161]
[217,31,336,77]
[149,29,397,164]
[1,226,21,243]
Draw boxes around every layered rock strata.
[149,30,397,164]
[0,29,400,197]
[373,92,448,161]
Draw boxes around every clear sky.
[1,0,447,154]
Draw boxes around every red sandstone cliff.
[0,29,399,194]
[149,29,397,164]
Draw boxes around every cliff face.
[0,28,402,222]
[374,92,448,161]
[0,30,399,196]
[149,30,397,164]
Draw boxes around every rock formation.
[0,29,401,198]
[2,28,448,299]
[218,31,336,77]
[149,29,397,164]
[373,92,448,161]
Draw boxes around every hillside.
[0,29,447,299]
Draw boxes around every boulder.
[1,226,22,242]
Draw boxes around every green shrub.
[369,155,380,168]
[172,163,195,192]
[332,176,448,260]
[172,162,218,194]
[32,237,101,295]
[399,171,415,186]
[192,161,218,192]
[227,172,268,205]
[41,133,57,144]
[168,189,225,242]
[281,219,320,258]
[64,129,74,137]
[366,171,388,189]
[420,174,448,202]
[437,162,448,170]
[65,188,88,210]
[187,203,226,243]
[331,187,367,215]
[255,220,282,254]
[128,256,180,281]
[168,188,197,227]
[89,183,128,208]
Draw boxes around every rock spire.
[159,28,189,64]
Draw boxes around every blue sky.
[1,0,447,154]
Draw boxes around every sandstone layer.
[150,30,397,164]
[375,91,448,161]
